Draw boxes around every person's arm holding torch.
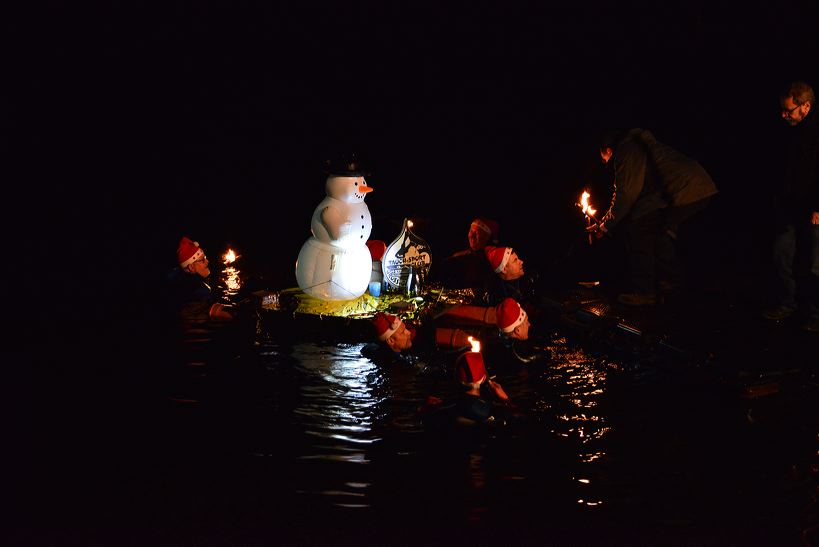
[578,190,605,243]
[586,139,647,239]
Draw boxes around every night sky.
[10,1,819,334]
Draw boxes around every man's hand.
[487,379,510,402]
[812,211,819,225]
[586,223,608,239]
[209,302,234,321]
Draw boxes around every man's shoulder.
[450,249,473,258]
[166,267,184,282]
[456,393,494,422]
[801,111,819,141]
[361,342,414,366]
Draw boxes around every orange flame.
[580,191,596,216]
[223,249,238,264]
[467,336,481,353]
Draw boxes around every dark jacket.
[437,248,494,295]
[601,129,718,230]
[360,342,418,367]
[776,109,819,225]
[164,267,215,324]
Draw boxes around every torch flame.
[223,249,237,264]
[407,219,414,228]
[467,336,481,353]
[580,191,596,217]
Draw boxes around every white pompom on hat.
[178,236,205,268]
[372,312,403,341]
[496,297,527,333]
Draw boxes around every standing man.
[589,129,718,305]
[762,81,819,332]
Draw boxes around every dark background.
[8,1,819,339]
[6,3,819,544]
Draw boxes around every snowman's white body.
[295,175,373,300]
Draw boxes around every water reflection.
[287,342,385,507]
[535,335,616,508]
[157,264,816,542]
[249,332,622,514]
[222,266,241,294]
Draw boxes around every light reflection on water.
[252,332,620,514]
[163,300,816,544]
[530,335,615,508]
[285,342,386,507]
[156,258,817,543]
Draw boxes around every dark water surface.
[12,261,816,547]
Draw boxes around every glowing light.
[468,336,481,353]
[407,219,414,228]
[579,191,597,217]
[223,266,241,292]
[223,248,240,264]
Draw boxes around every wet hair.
[781,81,815,106]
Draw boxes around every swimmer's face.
[501,252,524,281]
[388,322,413,352]
[188,255,210,278]
[509,314,530,340]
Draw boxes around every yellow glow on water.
[223,266,241,293]
[538,339,614,507]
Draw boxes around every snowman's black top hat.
[323,155,371,177]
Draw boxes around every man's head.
[485,246,525,281]
[467,218,499,251]
[456,351,488,390]
[599,129,625,164]
[372,312,414,352]
[780,81,814,126]
[496,297,530,340]
[177,236,210,278]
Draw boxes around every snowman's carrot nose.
[358,186,373,193]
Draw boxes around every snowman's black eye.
[354,182,358,186]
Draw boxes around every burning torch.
[577,191,599,245]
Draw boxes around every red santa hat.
[485,245,513,273]
[471,218,499,242]
[372,312,403,341]
[177,236,205,268]
[365,239,387,261]
[496,297,527,333]
[456,351,487,386]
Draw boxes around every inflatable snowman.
[295,166,374,300]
